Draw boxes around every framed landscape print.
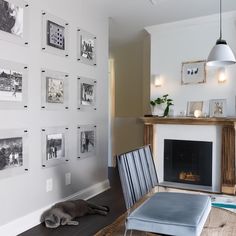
[77,125,96,159]
[41,11,69,57]
[77,77,96,110]
[181,60,206,85]
[187,101,203,116]
[41,69,69,110]
[0,128,29,179]
[77,28,96,66]
[41,126,69,168]
[0,0,29,45]
[0,59,28,109]
[209,99,227,117]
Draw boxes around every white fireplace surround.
[153,124,222,193]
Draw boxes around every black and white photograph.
[77,29,96,65]
[77,125,96,159]
[81,82,94,106]
[46,133,65,160]
[181,60,206,85]
[46,77,64,104]
[78,77,96,110]
[41,69,68,110]
[0,137,23,171]
[0,0,23,37]
[47,20,65,50]
[0,59,28,109]
[42,11,68,57]
[0,67,22,102]
[42,127,68,168]
[81,36,95,61]
[80,130,95,154]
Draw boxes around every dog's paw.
[67,220,79,226]
[102,205,110,212]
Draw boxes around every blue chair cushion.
[126,192,211,236]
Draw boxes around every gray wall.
[0,0,109,227]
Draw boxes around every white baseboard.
[0,179,110,236]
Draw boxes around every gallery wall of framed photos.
[0,0,109,231]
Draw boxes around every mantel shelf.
[140,116,236,126]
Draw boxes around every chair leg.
[124,228,127,236]
[124,229,133,236]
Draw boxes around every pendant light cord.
[220,0,222,40]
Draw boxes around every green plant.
[150,94,174,117]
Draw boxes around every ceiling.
[88,0,236,48]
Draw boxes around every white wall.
[146,11,236,116]
[0,0,109,231]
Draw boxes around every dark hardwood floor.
[19,167,126,236]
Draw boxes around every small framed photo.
[181,60,206,85]
[77,28,96,66]
[41,126,69,168]
[77,125,96,159]
[42,11,69,57]
[0,0,29,46]
[41,69,69,110]
[0,129,29,179]
[187,101,203,116]
[0,59,28,109]
[77,77,96,110]
[209,99,227,117]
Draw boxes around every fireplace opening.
[164,139,212,186]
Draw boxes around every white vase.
[151,104,166,116]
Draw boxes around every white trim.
[0,179,110,236]
[145,11,236,34]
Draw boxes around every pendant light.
[207,0,236,66]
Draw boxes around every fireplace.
[164,139,212,187]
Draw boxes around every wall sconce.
[218,67,227,83]
[153,74,162,87]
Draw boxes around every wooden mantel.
[140,116,236,195]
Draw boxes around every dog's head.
[41,209,61,228]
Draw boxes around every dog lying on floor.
[40,199,110,228]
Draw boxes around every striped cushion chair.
[117,145,211,236]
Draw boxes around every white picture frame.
[181,60,206,85]
[77,124,96,159]
[209,99,227,117]
[41,11,69,57]
[77,28,96,66]
[41,69,69,110]
[0,128,29,179]
[0,58,28,109]
[41,126,69,168]
[0,0,29,46]
[77,76,96,111]
[187,101,203,117]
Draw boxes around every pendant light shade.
[207,0,236,67]
[207,39,236,66]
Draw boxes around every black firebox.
[164,139,212,186]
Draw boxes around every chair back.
[117,145,158,209]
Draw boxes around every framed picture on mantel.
[209,99,227,117]
[187,101,203,117]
